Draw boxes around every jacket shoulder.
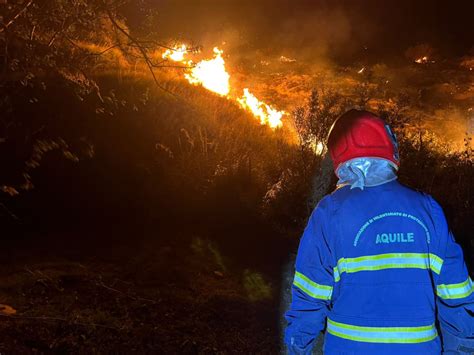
[395,182,440,208]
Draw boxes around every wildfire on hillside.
[162,45,284,129]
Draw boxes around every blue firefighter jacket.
[285,180,474,354]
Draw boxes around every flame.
[162,44,189,62]
[184,47,230,96]
[237,89,284,128]
[162,45,284,128]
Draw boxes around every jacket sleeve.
[429,197,474,352]
[284,198,336,354]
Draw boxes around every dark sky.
[128,0,474,61]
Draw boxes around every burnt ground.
[0,225,288,354]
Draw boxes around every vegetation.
[0,0,472,352]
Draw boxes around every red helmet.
[327,109,399,172]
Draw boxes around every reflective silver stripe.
[327,318,438,344]
[437,277,474,299]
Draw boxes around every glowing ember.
[310,141,324,155]
[280,55,296,63]
[415,56,429,64]
[358,67,366,74]
[184,47,230,96]
[162,44,189,62]
[237,89,284,128]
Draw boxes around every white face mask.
[335,157,398,190]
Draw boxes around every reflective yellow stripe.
[437,277,474,299]
[333,266,340,282]
[334,253,443,282]
[293,271,333,300]
[327,318,438,344]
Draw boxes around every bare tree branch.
[101,0,178,98]
[0,0,35,33]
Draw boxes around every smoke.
[136,1,474,150]
[152,0,359,63]
[147,0,473,63]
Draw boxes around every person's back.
[321,180,443,353]
[285,110,474,354]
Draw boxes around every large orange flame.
[237,89,284,128]
[162,45,284,128]
[184,47,230,96]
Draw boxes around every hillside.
[0,1,473,352]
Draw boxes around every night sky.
[128,0,474,62]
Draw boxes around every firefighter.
[284,109,474,354]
